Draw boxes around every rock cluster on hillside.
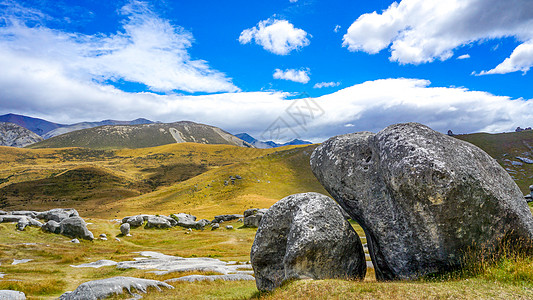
[0,209,94,240]
[310,122,533,280]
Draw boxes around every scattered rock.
[145,216,172,229]
[36,208,79,223]
[166,274,254,283]
[211,223,220,230]
[42,220,61,234]
[212,214,243,223]
[517,157,533,164]
[115,237,121,242]
[0,290,26,299]
[16,218,29,231]
[226,225,233,230]
[58,276,173,300]
[99,233,107,240]
[71,260,118,268]
[71,239,80,244]
[124,215,144,227]
[171,213,209,229]
[251,192,366,292]
[12,259,33,265]
[310,122,533,280]
[60,217,94,241]
[243,208,268,228]
[116,251,253,275]
[120,223,131,236]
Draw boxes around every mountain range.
[235,133,312,149]
[0,113,312,149]
[28,121,253,149]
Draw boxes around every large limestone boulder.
[171,213,209,229]
[310,122,533,280]
[0,290,26,299]
[251,192,366,292]
[36,208,79,223]
[243,208,268,228]
[145,216,172,229]
[60,217,94,241]
[42,220,61,234]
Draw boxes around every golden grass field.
[1,140,533,299]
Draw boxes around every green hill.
[455,130,533,194]
[27,121,252,149]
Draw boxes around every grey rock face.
[60,217,94,240]
[16,218,29,231]
[122,215,144,227]
[120,223,131,236]
[58,276,173,300]
[0,290,26,300]
[310,122,533,281]
[0,122,43,147]
[42,220,61,234]
[36,208,79,223]
[251,192,366,292]
[145,216,172,229]
[171,213,209,229]
[243,208,268,228]
[212,214,243,223]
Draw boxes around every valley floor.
[2,216,533,299]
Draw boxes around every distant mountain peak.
[234,133,312,148]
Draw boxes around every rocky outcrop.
[251,193,366,292]
[42,220,61,234]
[145,216,172,229]
[58,276,172,300]
[0,122,43,147]
[60,217,94,241]
[243,208,268,228]
[171,213,209,229]
[0,290,26,300]
[36,208,79,223]
[311,122,533,280]
[212,214,243,223]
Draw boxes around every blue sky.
[1,0,532,142]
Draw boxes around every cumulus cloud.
[239,19,310,55]
[1,51,531,143]
[457,54,470,60]
[273,68,310,83]
[0,0,238,93]
[314,82,340,89]
[479,41,533,75]
[343,0,533,73]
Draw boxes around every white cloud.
[289,0,298,2]
[457,54,470,60]
[273,68,310,83]
[314,82,340,88]
[239,19,310,55]
[343,0,533,72]
[0,0,238,93]
[334,25,341,33]
[479,41,533,75]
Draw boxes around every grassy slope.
[0,144,327,218]
[455,130,533,194]
[1,132,533,299]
